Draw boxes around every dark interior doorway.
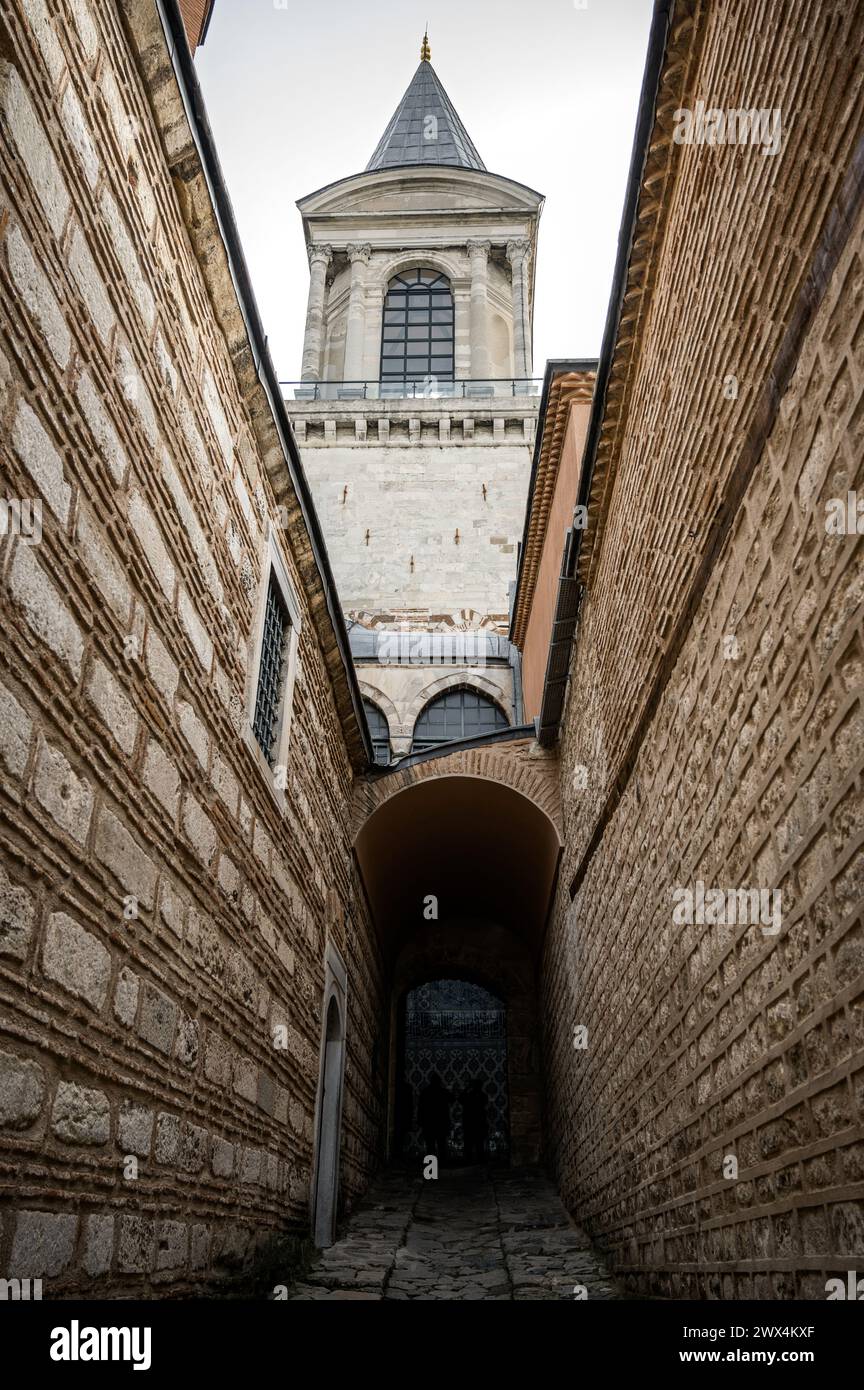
[313,993,345,1246]
[395,978,510,1165]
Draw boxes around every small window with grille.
[245,528,302,798]
[253,574,291,765]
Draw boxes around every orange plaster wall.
[520,400,591,723]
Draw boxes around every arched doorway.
[354,769,560,1168]
[396,978,510,1165]
[313,993,345,1247]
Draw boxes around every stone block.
[83,1214,114,1277]
[0,1048,45,1129]
[113,967,140,1026]
[118,1102,153,1158]
[77,371,128,484]
[1,66,69,235]
[155,1112,180,1166]
[85,659,138,757]
[94,805,157,910]
[9,547,83,677]
[138,982,178,1054]
[177,587,213,670]
[117,1215,154,1275]
[32,738,93,846]
[0,865,36,960]
[142,739,180,818]
[174,1015,199,1069]
[42,911,110,1009]
[156,1220,188,1272]
[11,393,70,518]
[180,1123,207,1174]
[10,1211,77,1278]
[211,1136,233,1178]
[51,1082,110,1145]
[181,794,218,868]
[0,680,32,781]
[75,505,132,621]
[190,1224,211,1270]
[127,489,174,600]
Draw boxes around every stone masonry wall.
[0,0,384,1295]
[291,401,536,632]
[543,0,864,1297]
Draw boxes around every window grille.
[252,571,290,765]
[412,687,508,752]
[363,699,391,766]
[380,268,454,387]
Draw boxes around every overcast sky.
[196,0,654,380]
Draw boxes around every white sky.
[196,0,654,380]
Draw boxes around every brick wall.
[0,0,384,1294]
[542,0,864,1297]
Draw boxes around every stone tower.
[286,35,544,760]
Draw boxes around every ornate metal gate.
[400,979,510,1162]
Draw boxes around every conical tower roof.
[365,41,486,174]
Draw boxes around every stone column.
[467,239,491,381]
[364,283,385,383]
[507,238,532,379]
[300,243,332,381]
[342,243,371,383]
[452,283,471,378]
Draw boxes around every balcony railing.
[280,378,543,402]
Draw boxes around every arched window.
[363,699,391,766]
[412,687,509,752]
[380,268,454,389]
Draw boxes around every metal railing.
[280,378,543,402]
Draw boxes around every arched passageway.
[353,765,561,1169]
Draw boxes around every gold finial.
[420,28,431,61]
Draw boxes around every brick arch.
[352,737,562,844]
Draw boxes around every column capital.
[506,238,530,265]
[466,238,491,260]
[308,243,333,269]
[347,243,372,264]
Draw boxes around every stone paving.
[288,1165,621,1300]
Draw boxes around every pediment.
[298,167,543,220]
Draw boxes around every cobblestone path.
[288,1166,621,1300]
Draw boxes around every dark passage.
[396,979,510,1164]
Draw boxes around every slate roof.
[365,60,486,173]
